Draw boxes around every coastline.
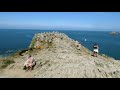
[0,30,120,60]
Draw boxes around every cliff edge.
[0,32,120,78]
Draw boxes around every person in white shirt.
[92,43,99,57]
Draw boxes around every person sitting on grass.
[23,54,36,71]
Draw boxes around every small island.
[109,31,119,35]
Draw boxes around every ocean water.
[0,29,120,60]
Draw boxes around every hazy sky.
[0,12,120,31]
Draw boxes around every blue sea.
[0,29,120,60]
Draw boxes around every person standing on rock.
[92,43,99,57]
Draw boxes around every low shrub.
[0,59,15,68]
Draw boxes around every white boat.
[85,39,87,41]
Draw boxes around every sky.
[0,12,120,31]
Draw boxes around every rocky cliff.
[0,32,120,78]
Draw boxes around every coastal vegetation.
[29,34,37,48]
[0,58,15,69]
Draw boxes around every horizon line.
[0,28,120,32]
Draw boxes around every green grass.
[0,59,15,69]
[30,38,36,48]
[29,34,37,48]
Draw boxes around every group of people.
[23,43,99,71]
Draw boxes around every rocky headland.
[0,32,120,78]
